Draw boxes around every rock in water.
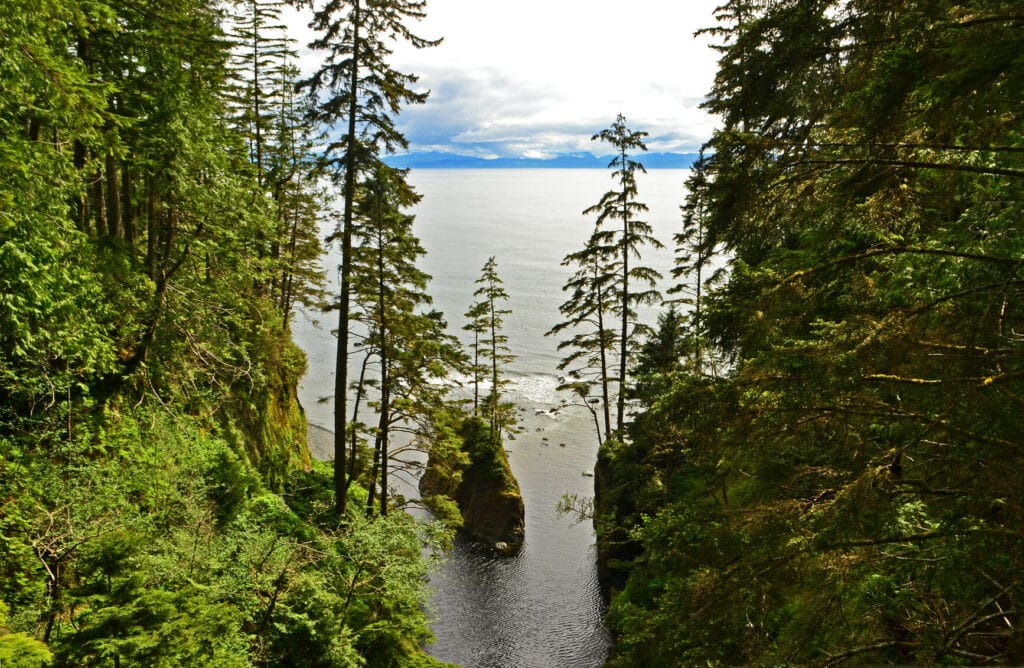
[420,417,525,555]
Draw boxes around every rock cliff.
[421,417,525,554]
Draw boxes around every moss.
[421,417,525,553]
[220,334,311,492]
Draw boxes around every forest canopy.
[0,0,454,664]
[3,0,1023,665]
[596,0,1024,665]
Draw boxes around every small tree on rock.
[468,256,516,444]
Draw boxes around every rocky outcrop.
[421,417,525,555]
[593,438,643,599]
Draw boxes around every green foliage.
[421,416,523,550]
[468,257,517,442]
[0,601,52,666]
[584,114,665,435]
[1,402,445,666]
[547,223,617,444]
[599,1,1024,664]
[299,0,440,513]
[0,0,445,664]
[349,163,465,519]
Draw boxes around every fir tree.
[469,257,515,443]
[668,150,724,375]
[548,224,617,445]
[586,114,664,434]
[299,0,439,514]
[463,299,490,415]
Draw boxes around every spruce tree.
[351,164,421,517]
[668,150,724,376]
[463,299,490,415]
[351,164,463,517]
[598,2,1024,663]
[226,0,294,188]
[586,114,664,435]
[547,225,617,444]
[299,0,438,514]
[469,257,515,442]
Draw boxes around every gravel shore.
[307,423,334,462]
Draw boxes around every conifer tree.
[547,225,617,444]
[266,61,326,325]
[668,150,724,375]
[351,164,463,517]
[300,0,439,513]
[469,257,515,442]
[463,299,489,415]
[0,1,445,663]
[227,0,294,188]
[351,164,422,517]
[586,114,664,434]
[597,2,1024,664]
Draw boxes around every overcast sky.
[287,1,722,159]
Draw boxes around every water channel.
[293,169,688,666]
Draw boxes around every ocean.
[292,168,690,667]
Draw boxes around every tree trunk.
[617,146,629,435]
[105,153,122,238]
[73,141,90,233]
[596,276,612,441]
[122,165,135,244]
[92,169,106,236]
[334,0,361,516]
[489,295,499,438]
[349,352,371,482]
[146,176,158,280]
[473,329,480,414]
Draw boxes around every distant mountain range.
[383,151,700,170]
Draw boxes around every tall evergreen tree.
[548,225,617,444]
[0,1,447,663]
[463,299,489,415]
[597,2,1024,664]
[265,61,326,325]
[299,0,439,514]
[586,114,664,434]
[350,164,464,518]
[668,150,724,375]
[351,164,420,517]
[226,0,293,188]
[469,257,515,442]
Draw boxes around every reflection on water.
[425,384,610,667]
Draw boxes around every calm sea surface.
[293,168,689,667]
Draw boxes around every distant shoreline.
[383,152,699,171]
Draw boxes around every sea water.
[292,168,689,667]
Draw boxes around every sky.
[287,1,722,160]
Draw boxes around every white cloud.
[288,0,722,158]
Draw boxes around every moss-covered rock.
[221,335,311,491]
[593,438,644,599]
[421,417,524,554]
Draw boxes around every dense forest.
[0,0,470,664]
[595,0,1024,665]
[3,0,1022,665]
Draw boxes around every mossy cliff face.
[219,334,311,491]
[593,438,644,599]
[421,417,525,554]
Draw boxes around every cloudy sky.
[288,1,722,160]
